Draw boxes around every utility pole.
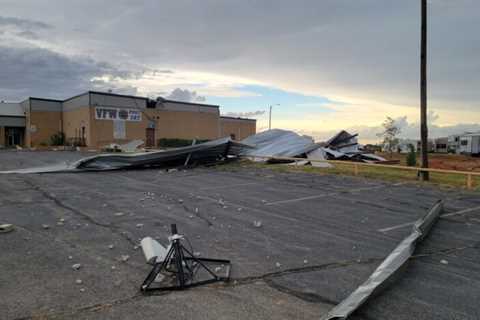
[420,0,429,180]
[269,105,272,130]
[268,104,279,130]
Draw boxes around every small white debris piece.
[223,206,228,209]
[178,199,184,204]
[72,263,82,270]
[261,200,267,204]
[59,218,65,222]
[189,215,194,219]
[102,203,108,208]
[136,223,144,228]
[194,208,199,213]
[75,279,83,285]
[42,224,50,229]
[133,245,139,250]
[303,259,309,264]
[167,168,178,173]
[440,259,449,265]
[108,244,114,249]
[79,288,85,292]
[114,212,125,217]
[68,255,73,260]
[111,266,116,270]
[275,262,281,268]
[0,224,15,233]
[253,220,262,228]
[214,267,222,272]
[57,222,64,226]
[120,255,130,262]
[212,216,217,220]
[193,252,201,257]
[218,199,225,206]
[237,208,243,212]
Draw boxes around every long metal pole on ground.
[420,0,429,181]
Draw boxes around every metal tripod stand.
[141,224,231,292]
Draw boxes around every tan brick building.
[0,91,256,148]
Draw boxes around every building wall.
[27,99,62,147]
[154,110,220,141]
[63,106,91,146]
[220,117,256,140]
[91,109,150,146]
[28,111,62,146]
[89,93,147,147]
[5,91,256,148]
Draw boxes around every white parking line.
[265,184,390,206]
[378,205,480,233]
[198,182,261,191]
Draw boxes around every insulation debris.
[102,139,145,153]
[0,137,250,174]
[320,200,443,320]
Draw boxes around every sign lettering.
[95,107,141,121]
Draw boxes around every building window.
[461,140,468,146]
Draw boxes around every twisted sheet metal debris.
[242,129,319,159]
[242,129,386,164]
[320,200,443,320]
[0,137,249,174]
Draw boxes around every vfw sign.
[95,107,142,121]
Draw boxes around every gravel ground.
[1,150,479,320]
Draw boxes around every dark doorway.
[146,128,155,147]
[5,127,24,147]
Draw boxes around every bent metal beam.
[320,200,443,320]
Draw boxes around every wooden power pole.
[420,0,429,180]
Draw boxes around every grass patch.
[221,160,480,191]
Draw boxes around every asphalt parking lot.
[1,150,480,320]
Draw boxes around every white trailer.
[459,133,480,155]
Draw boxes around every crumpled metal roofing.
[321,200,443,320]
[0,137,249,174]
[241,129,319,158]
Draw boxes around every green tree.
[377,117,401,159]
[406,144,417,167]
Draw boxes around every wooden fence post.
[466,174,473,190]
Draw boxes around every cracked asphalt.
[1,150,480,320]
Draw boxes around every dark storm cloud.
[0,46,135,100]
[0,0,479,118]
[0,15,52,30]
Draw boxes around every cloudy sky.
[1,0,479,142]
